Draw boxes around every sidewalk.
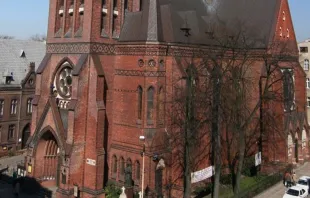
[254,162,310,198]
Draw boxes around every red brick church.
[25,0,308,197]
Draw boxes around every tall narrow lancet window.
[119,157,125,180]
[135,161,140,180]
[158,87,164,124]
[137,86,143,120]
[75,0,84,37]
[112,0,118,37]
[139,0,143,11]
[112,155,117,178]
[147,87,154,122]
[124,0,128,10]
[124,0,129,19]
[65,0,74,37]
[101,0,108,36]
[55,0,65,37]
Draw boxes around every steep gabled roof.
[119,0,281,48]
[0,39,46,85]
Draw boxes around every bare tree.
[165,57,212,198]
[165,21,296,197]
[29,34,46,42]
[0,35,14,39]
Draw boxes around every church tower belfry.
[47,0,143,43]
[26,1,144,197]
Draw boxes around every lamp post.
[139,135,146,198]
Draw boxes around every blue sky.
[0,0,309,42]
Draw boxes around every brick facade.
[25,0,308,198]
[0,63,35,152]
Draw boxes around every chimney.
[29,62,35,72]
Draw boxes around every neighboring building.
[0,39,45,151]
[299,39,310,124]
[25,0,306,197]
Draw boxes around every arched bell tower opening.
[35,131,60,186]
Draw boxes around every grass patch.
[199,175,271,198]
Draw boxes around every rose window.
[55,67,72,98]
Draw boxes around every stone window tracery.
[53,62,73,109]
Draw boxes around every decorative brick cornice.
[115,69,165,77]
[45,42,298,61]
[114,89,137,93]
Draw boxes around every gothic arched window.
[158,87,164,124]
[147,87,154,121]
[137,86,143,119]
[124,0,128,10]
[283,69,294,111]
[101,0,107,35]
[135,161,140,180]
[139,0,143,11]
[112,155,117,175]
[120,157,125,179]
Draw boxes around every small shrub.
[193,183,213,198]
[242,156,257,177]
[8,150,15,157]
[104,181,122,198]
[220,174,232,185]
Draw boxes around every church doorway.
[35,131,60,186]
[21,124,30,149]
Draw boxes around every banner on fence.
[191,166,213,183]
[255,152,261,166]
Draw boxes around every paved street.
[0,154,57,197]
[254,162,310,198]
[0,154,25,169]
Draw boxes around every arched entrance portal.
[21,124,30,149]
[35,131,59,186]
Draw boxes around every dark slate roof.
[119,0,280,47]
[0,39,46,86]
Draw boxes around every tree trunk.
[211,67,221,198]
[233,129,246,197]
[183,65,195,198]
